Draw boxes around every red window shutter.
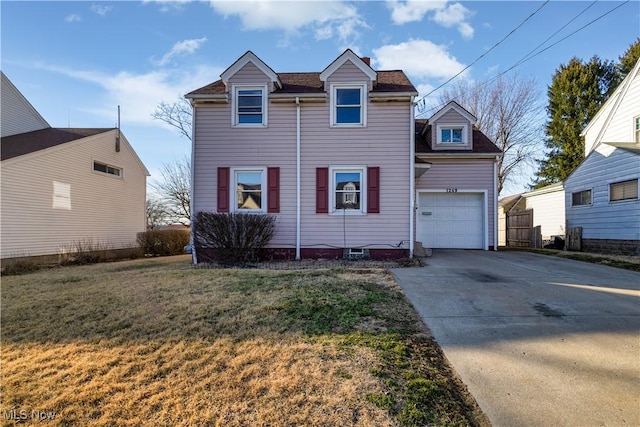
[316,167,329,213]
[267,167,280,213]
[367,167,380,213]
[217,167,230,213]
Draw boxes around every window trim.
[329,166,367,215]
[231,167,267,213]
[634,116,640,143]
[93,160,123,178]
[330,83,367,127]
[609,179,638,203]
[436,123,468,145]
[571,189,592,207]
[232,84,268,127]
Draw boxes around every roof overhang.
[370,92,418,102]
[416,153,501,160]
[269,93,327,103]
[187,94,228,105]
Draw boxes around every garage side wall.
[415,158,496,249]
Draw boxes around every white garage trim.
[416,189,488,250]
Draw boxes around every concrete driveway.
[390,250,640,427]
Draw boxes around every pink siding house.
[186,50,500,262]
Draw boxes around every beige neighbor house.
[1,71,149,261]
[186,50,500,262]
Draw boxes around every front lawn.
[1,256,486,426]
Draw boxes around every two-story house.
[186,50,500,262]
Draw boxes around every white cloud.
[372,40,466,80]
[155,37,208,66]
[65,14,82,23]
[36,63,222,128]
[387,0,474,39]
[208,0,367,44]
[90,4,113,16]
[387,0,445,24]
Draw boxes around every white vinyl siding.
[1,72,49,137]
[1,130,147,259]
[523,186,565,239]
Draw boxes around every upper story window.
[233,167,266,212]
[635,116,639,142]
[330,84,367,127]
[93,161,122,177]
[437,124,467,144]
[610,179,638,202]
[571,189,592,207]
[233,85,267,127]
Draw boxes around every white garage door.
[417,192,484,249]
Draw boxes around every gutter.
[296,97,301,260]
[409,96,416,258]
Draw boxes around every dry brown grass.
[1,255,484,426]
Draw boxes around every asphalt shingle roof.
[1,128,113,161]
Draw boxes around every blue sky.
[2,1,638,195]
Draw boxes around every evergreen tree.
[532,56,620,188]
[619,38,640,78]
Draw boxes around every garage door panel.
[417,193,484,249]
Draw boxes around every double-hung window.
[331,167,365,214]
[610,179,638,202]
[233,167,266,212]
[571,189,592,206]
[331,84,366,127]
[635,116,640,143]
[233,85,267,126]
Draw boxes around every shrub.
[193,212,276,265]
[2,256,41,276]
[137,229,190,256]
[58,239,113,265]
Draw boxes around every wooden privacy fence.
[506,209,534,247]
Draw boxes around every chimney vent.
[360,57,371,66]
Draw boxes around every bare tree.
[435,73,544,194]
[150,155,191,226]
[146,197,169,230]
[152,97,192,141]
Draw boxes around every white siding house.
[187,50,499,262]
[1,73,149,260]
[564,58,640,255]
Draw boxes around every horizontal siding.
[1,131,147,258]
[599,69,639,144]
[525,190,565,238]
[229,62,275,91]
[326,61,372,90]
[416,159,496,247]
[565,147,640,240]
[1,74,49,137]
[193,99,412,249]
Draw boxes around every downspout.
[409,96,416,258]
[296,97,301,260]
[493,157,498,251]
[190,101,198,264]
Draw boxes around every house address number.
[446,188,458,193]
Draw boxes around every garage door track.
[390,250,640,427]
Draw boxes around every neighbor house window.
[610,179,638,202]
[331,84,366,126]
[233,85,267,126]
[635,116,640,142]
[331,167,365,214]
[571,189,592,206]
[93,161,122,177]
[232,167,266,212]
[436,124,467,144]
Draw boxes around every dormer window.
[330,83,367,127]
[436,124,468,145]
[233,85,267,127]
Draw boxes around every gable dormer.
[426,101,476,151]
[320,50,377,128]
[220,51,281,128]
